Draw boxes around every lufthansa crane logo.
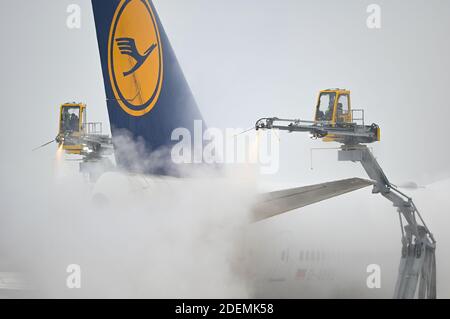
[108,0,164,117]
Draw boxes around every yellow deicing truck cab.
[57,103,86,155]
[315,89,352,125]
[314,89,380,143]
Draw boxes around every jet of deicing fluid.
[249,130,261,163]
[54,143,65,178]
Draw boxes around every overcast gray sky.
[1,0,449,186]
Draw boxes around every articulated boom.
[255,117,380,145]
[254,89,436,299]
[339,145,436,299]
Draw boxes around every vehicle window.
[316,92,336,121]
[336,94,350,123]
[61,107,81,132]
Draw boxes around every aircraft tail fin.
[91,0,204,175]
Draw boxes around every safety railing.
[352,109,365,126]
[83,122,103,135]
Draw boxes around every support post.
[338,144,436,299]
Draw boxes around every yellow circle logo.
[108,0,164,117]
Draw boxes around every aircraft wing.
[252,178,373,222]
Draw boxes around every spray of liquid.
[54,143,65,179]
[0,132,262,298]
[246,130,258,164]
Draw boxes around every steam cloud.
[1,131,449,298]
[0,132,259,298]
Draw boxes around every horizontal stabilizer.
[252,178,373,222]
